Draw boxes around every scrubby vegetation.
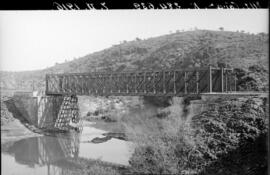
[63,159,123,175]
[0,30,268,92]
[81,95,268,174]
[122,97,268,175]
[1,98,15,125]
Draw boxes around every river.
[1,120,134,175]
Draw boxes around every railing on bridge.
[45,67,236,96]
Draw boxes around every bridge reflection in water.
[2,127,131,175]
[3,132,80,175]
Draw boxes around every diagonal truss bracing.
[45,67,236,96]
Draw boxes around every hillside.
[0,30,268,92]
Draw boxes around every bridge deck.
[201,92,268,96]
[45,67,236,96]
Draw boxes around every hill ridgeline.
[0,30,268,92]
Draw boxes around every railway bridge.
[45,66,236,96]
[42,67,236,130]
[9,67,238,131]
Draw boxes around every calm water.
[1,122,133,175]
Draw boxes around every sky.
[0,9,268,71]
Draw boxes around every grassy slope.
[0,30,268,91]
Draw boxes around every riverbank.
[1,94,268,175]
[1,98,41,144]
[82,95,268,175]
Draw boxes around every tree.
[219,27,224,31]
[136,37,141,41]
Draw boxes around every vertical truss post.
[209,66,212,93]
[221,67,224,92]
[69,76,72,94]
[110,74,113,94]
[81,76,84,95]
[173,71,176,95]
[118,75,120,93]
[153,72,156,94]
[144,72,146,94]
[126,74,129,94]
[95,75,98,94]
[65,76,68,94]
[103,75,105,95]
[102,75,105,94]
[225,70,228,92]
[80,76,83,95]
[196,71,199,94]
[86,75,89,95]
[76,75,79,94]
[135,73,137,94]
[76,75,79,95]
[79,76,82,95]
[62,75,65,93]
[45,74,49,94]
[104,75,107,94]
[234,71,237,92]
[163,71,166,94]
[65,75,68,94]
[71,75,75,94]
[184,71,187,94]
[88,75,91,95]
[70,75,73,94]
[59,75,63,94]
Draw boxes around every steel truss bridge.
[45,67,236,96]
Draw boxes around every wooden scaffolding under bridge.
[54,96,80,131]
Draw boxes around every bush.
[101,115,117,122]
[86,111,92,116]
[191,97,268,173]
[125,101,203,174]
[1,100,15,126]
[124,97,268,174]
[65,158,121,175]
[235,65,268,91]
